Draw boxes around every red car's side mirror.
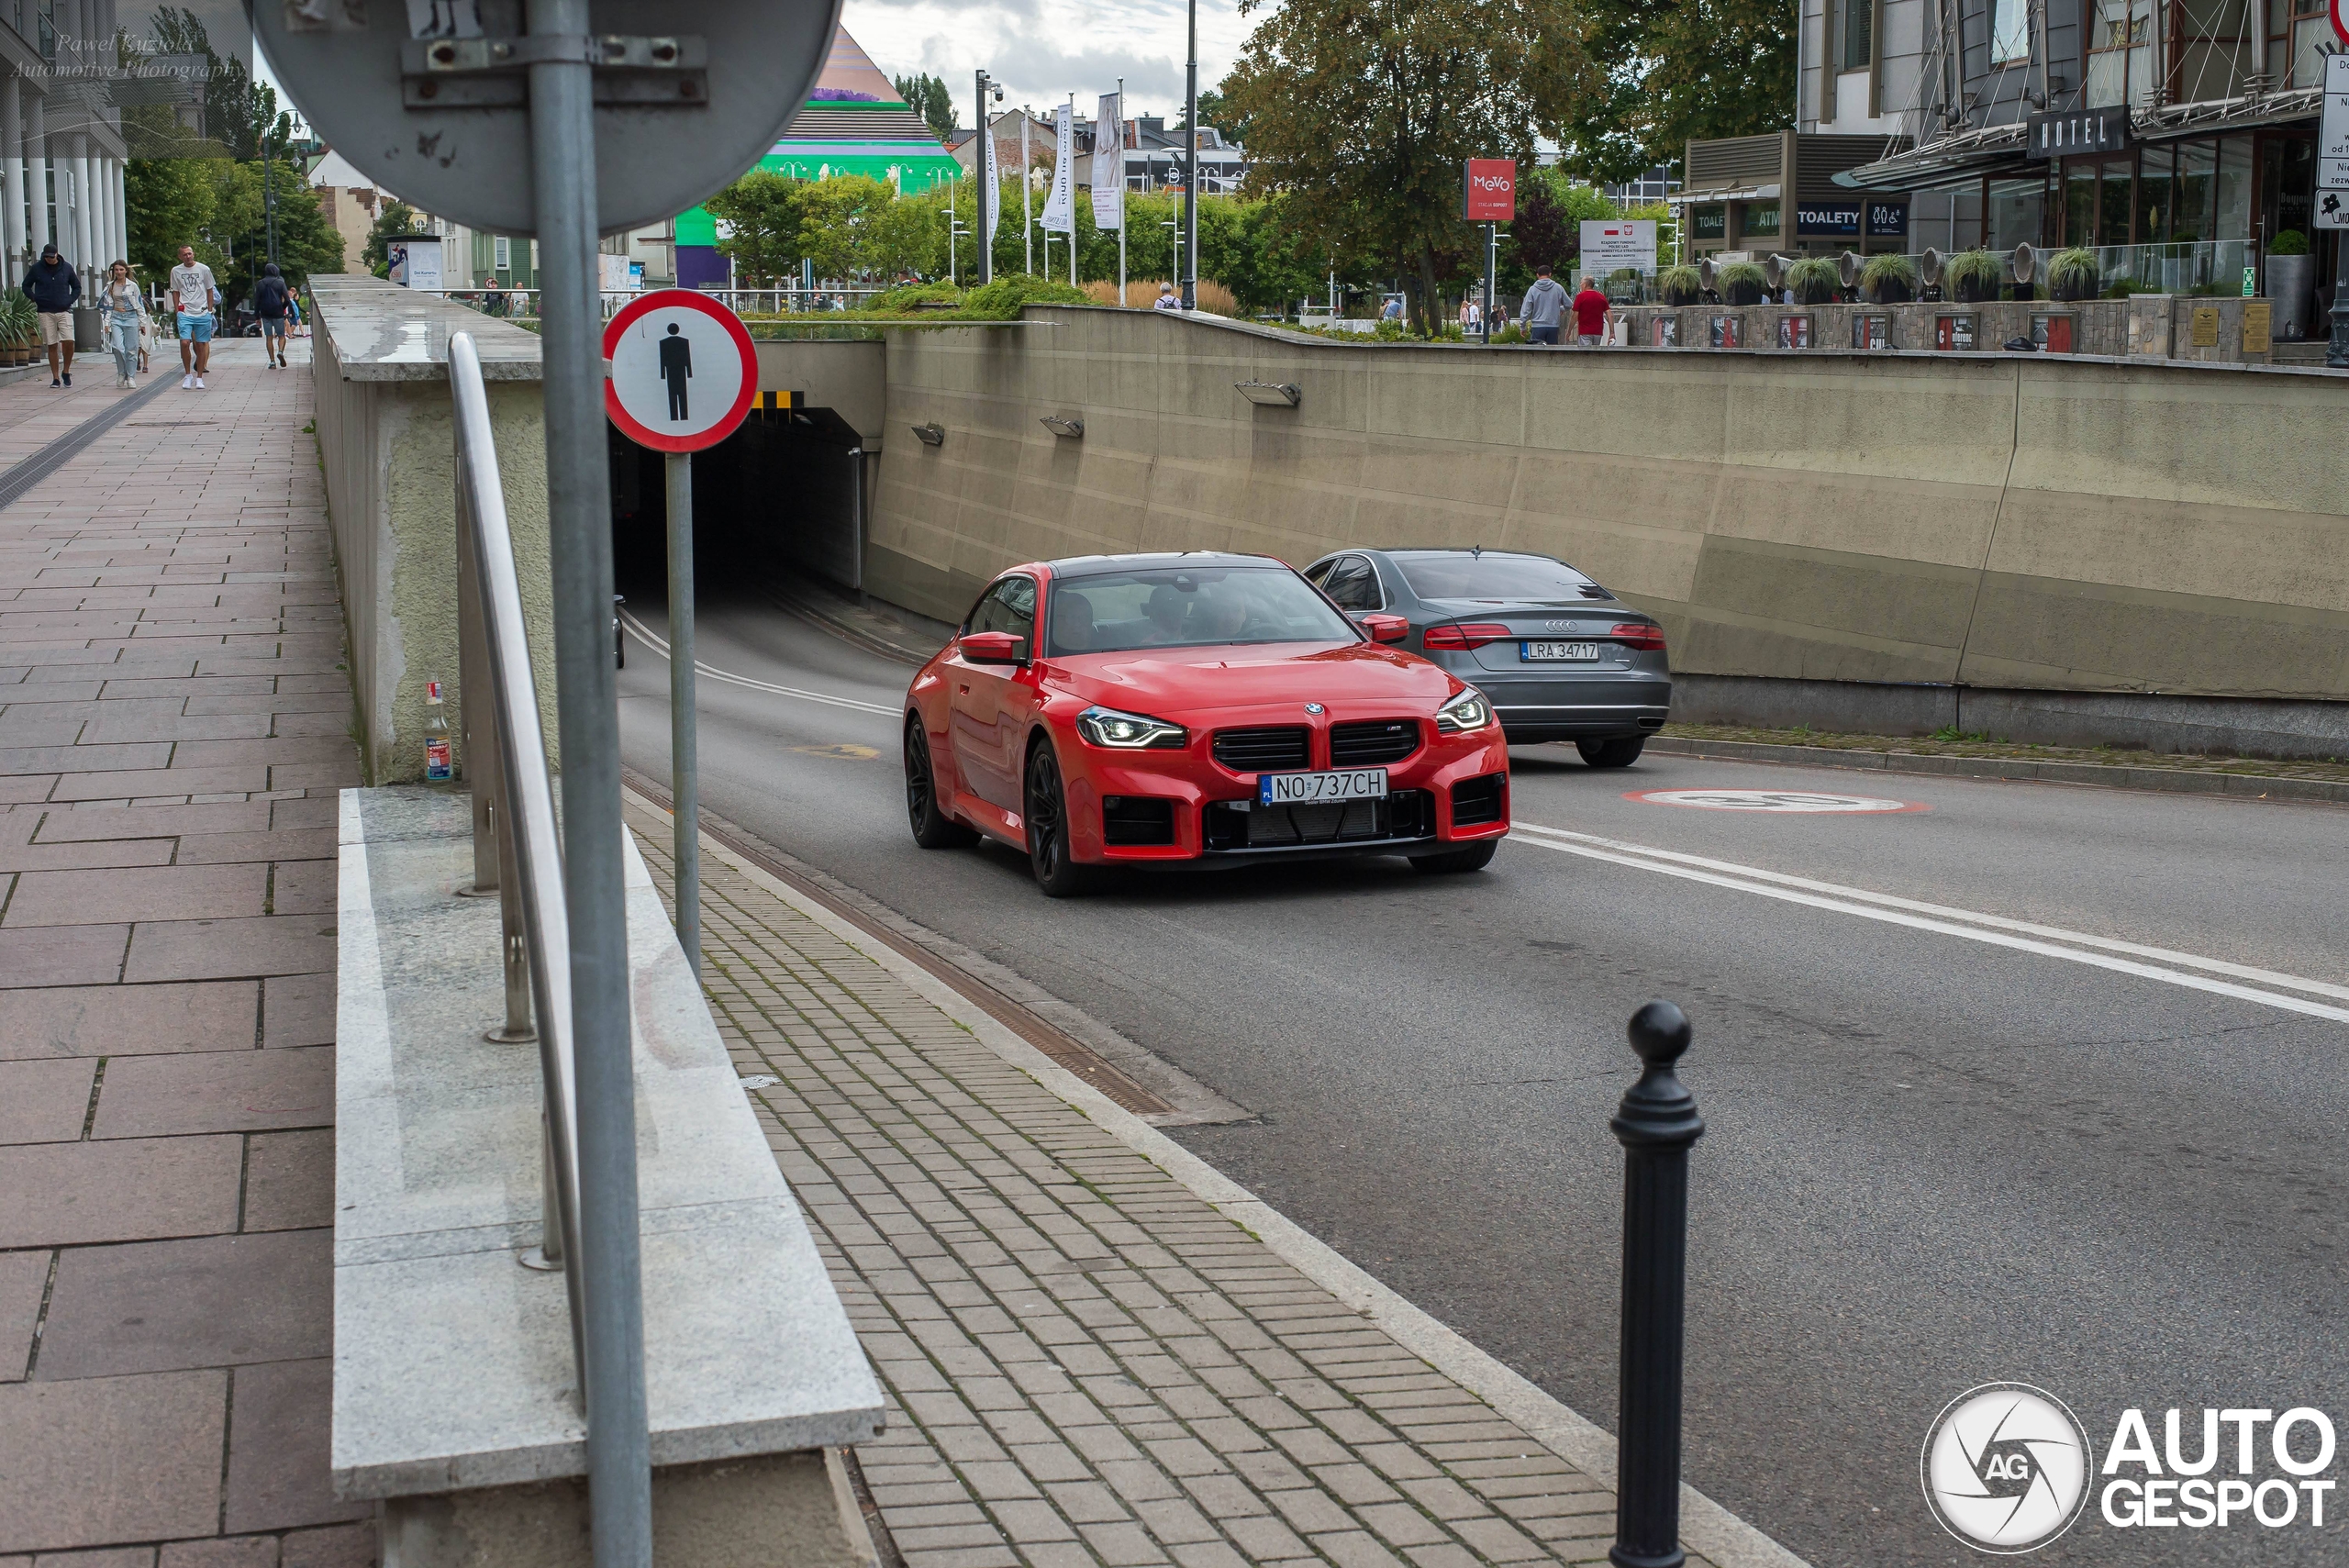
[1360,613,1410,645]
[960,630,1027,665]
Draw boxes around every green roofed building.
[675,26,961,287]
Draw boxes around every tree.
[893,72,960,141]
[1224,0,1593,334]
[797,176,941,280]
[1558,0,1797,185]
[201,159,345,301]
[126,157,217,276]
[704,172,813,284]
[1498,172,1620,291]
[1187,86,1252,147]
[362,202,420,278]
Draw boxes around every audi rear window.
[1049,566,1356,656]
[1394,552,1612,604]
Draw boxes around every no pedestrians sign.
[603,290,759,453]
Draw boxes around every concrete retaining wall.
[866,306,2349,754]
[311,277,556,784]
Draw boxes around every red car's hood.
[1044,640,1458,716]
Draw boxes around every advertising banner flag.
[1092,93,1125,230]
[981,110,1001,254]
[1462,159,1517,222]
[1041,102,1076,231]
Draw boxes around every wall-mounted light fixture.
[912,422,946,447]
[1040,415,1084,438]
[1235,381,1300,407]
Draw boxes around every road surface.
[617,583,2349,1567]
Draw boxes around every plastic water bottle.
[424,678,452,781]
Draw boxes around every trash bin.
[73,305,103,350]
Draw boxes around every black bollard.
[1610,1001,1705,1568]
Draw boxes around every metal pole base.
[518,1245,563,1272]
[484,1023,540,1045]
[455,883,501,899]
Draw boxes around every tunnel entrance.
[609,400,868,605]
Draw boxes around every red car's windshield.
[1048,566,1356,657]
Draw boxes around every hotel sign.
[2028,106,2130,159]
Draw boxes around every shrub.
[2046,247,2100,295]
[1657,263,1702,302]
[2270,228,2310,256]
[1945,248,2005,290]
[956,275,1090,319]
[1716,261,1766,293]
[1080,277,1239,314]
[867,282,963,314]
[1786,256,1842,302]
[1861,253,1919,289]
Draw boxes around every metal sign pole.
[1182,0,1199,311]
[666,450,699,976]
[1484,223,1496,344]
[527,2,651,1563]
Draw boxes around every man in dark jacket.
[22,243,82,388]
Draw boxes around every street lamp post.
[1182,0,1198,310]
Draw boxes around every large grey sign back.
[250,0,841,236]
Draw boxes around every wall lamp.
[912,422,946,447]
[1235,381,1300,407]
[1040,415,1085,438]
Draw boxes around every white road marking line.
[620,611,900,717]
[1516,821,2349,1004]
[1508,824,2349,1027]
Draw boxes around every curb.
[765,583,935,667]
[1644,736,2349,806]
[638,786,1814,1568]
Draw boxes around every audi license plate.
[1259,767,1387,807]
[1521,640,1601,662]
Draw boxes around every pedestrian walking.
[253,262,292,369]
[21,242,81,387]
[1153,283,1183,312]
[1520,263,1567,347]
[1571,275,1613,347]
[169,246,220,390]
[285,287,305,341]
[99,261,148,389]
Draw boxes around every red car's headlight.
[1077,706,1188,749]
[1435,688,1494,733]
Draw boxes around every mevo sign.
[1464,160,1517,222]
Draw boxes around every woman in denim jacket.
[100,261,149,389]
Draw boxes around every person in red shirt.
[1570,279,1612,346]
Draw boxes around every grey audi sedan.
[1300,548,1670,766]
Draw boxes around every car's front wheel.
[1023,742,1094,897]
[1410,840,1498,874]
[906,719,978,849]
[1577,737,1645,769]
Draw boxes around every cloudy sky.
[841,0,1255,120]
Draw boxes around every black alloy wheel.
[1409,840,1498,874]
[1577,736,1646,769]
[905,719,977,849]
[1023,742,1093,896]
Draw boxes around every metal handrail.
[449,330,588,1395]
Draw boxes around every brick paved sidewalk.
[0,338,370,1568]
[624,797,1755,1568]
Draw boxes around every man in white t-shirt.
[168,245,220,389]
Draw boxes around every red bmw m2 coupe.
[903,552,1511,895]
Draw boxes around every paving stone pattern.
[0,341,375,1568]
[625,803,1717,1568]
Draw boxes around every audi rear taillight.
[1611,622,1665,652]
[1422,622,1511,651]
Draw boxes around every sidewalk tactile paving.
[624,803,1719,1568]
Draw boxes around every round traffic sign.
[250,1,837,238]
[602,291,758,453]
[1625,789,1930,814]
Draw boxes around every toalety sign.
[1923,1385,2339,1552]
[1794,200,1909,239]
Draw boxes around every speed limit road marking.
[1626,788,1931,814]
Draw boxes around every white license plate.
[1521,640,1601,662]
[1258,767,1387,806]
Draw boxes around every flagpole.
[1182,0,1198,311]
[1069,93,1078,288]
[1022,109,1033,274]
[1117,79,1127,306]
